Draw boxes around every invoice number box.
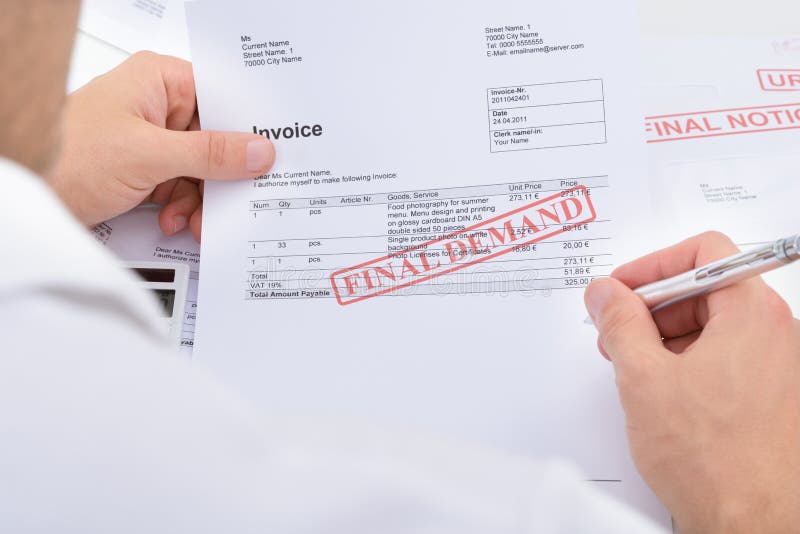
[488,79,607,153]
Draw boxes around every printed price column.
[488,79,607,153]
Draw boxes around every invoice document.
[187,0,669,525]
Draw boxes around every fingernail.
[173,216,187,235]
[246,139,274,173]
[585,279,614,322]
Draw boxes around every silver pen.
[585,234,800,323]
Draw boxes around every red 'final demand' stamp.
[329,185,597,305]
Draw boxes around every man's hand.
[584,232,800,533]
[50,52,275,241]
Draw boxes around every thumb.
[148,128,276,182]
[584,278,666,368]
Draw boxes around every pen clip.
[695,244,777,281]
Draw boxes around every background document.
[187,0,668,525]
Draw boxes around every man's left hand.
[50,51,275,242]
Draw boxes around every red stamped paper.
[645,103,800,143]
[330,185,597,306]
[758,69,800,92]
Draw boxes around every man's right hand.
[584,232,800,533]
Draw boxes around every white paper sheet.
[79,0,190,59]
[644,36,800,241]
[94,207,200,356]
[643,36,800,312]
[187,0,668,525]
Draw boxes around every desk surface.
[69,0,800,88]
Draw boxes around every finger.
[160,56,200,131]
[649,297,709,340]
[189,205,203,243]
[585,278,670,376]
[149,179,179,206]
[188,112,201,132]
[157,178,202,236]
[612,231,768,336]
[129,52,198,131]
[612,231,739,287]
[119,52,198,131]
[596,337,610,362]
[663,331,701,355]
[144,126,276,182]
